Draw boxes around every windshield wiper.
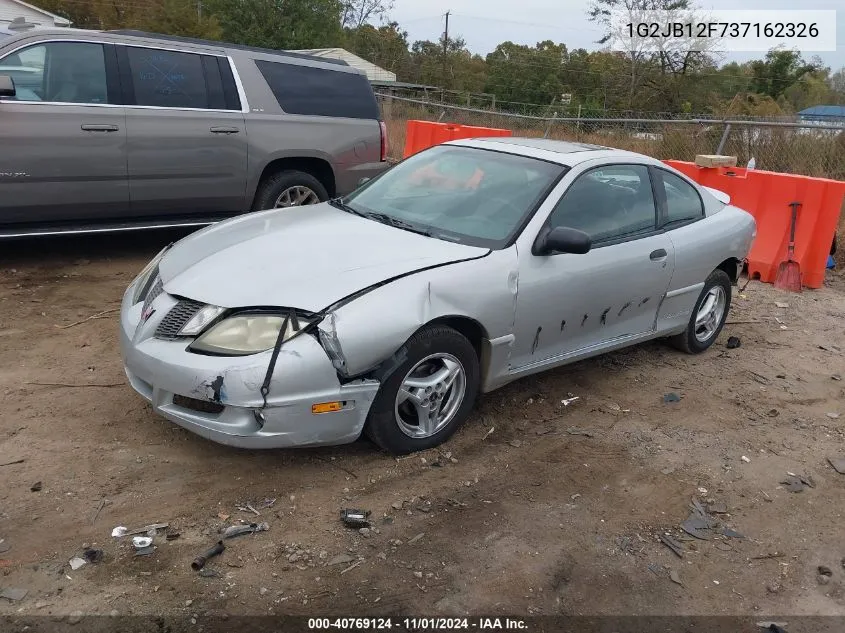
[328,197,368,218]
[366,212,434,238]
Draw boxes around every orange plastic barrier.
[403,120,512,158]
[665,161,844,289]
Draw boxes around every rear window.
[255,60,379,119]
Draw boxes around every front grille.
[141,276,163,315]
[172,394,224,414]
[154,299,205,340]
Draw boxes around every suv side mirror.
[533,226,592,256]
[0,75,16,98]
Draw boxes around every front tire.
[670,269,732,354]
[365,325,480,455]
[252,170,328,211]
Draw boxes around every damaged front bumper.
[118,283,379,449]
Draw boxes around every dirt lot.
[1,230,844,620]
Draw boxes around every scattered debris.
[566,427,595,437]
[482,427,495,440]
[0,459,25,467]
[659,534,684,558]
[340,560,362,575]
[827,457,845,475]
[669,569,684,586]
[832,375,842,381]
[661,467,675,475]
[341,509,371,528]
[741,455,751,463]
[221,522,269,539]
[0,587,28,602]
[132,536,153,550]
[726,336,741,349]
[111,526,127,538]
[191,541,225,571]
[407,532,426,545]
[30,481,42,492]
[751,552,785,560]
[663,393,681,404]
[708,502,728,514]
[826,412,840,419]
[165,531,181,541]
[775,302,789,309]
[327,553,356,566]
[198,568,221,578]
[133,546,155,557]
[82,549,103,564]
[125,523,168,536]
[236,503,261,516]
[780,474,814,493]
[818,565,833,577]
[391,501,403,510]
[561,396,580,407]
[0,542,9,554]
[757,623,788,633]
[721,527,745,539]
[91,499,106,525]
[509,439,522,448]
[68,557,87,571]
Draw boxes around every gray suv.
[0,29,389,237]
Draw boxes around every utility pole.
[442,10,450,90]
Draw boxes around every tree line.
[30,0,845,116]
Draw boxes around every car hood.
[158,203,489,312]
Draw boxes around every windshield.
[343,145,565,249]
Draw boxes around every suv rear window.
[255,60,379,120]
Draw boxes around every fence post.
[383,88,394,121]
[544,111,558,139]
[576,104,582,140]
[716,122,732,155]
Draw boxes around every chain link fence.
[377,94,845,181]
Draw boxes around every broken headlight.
[188,312,319,356]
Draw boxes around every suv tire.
[252,170,329,211]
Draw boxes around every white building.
[289,48,397,83]
[0,0,71,31]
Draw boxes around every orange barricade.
[665,161,844,289]
[403,120,512,158]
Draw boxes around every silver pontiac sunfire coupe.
[120,138,756,454]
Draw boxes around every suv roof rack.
[105,30,349,66]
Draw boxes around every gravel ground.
[1,230,844,619]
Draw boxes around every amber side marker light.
[312,401,344,414]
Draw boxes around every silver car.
[119,138,756,454]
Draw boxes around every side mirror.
[533,226,592,256]
[0,75,15,98]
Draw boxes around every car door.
[0,40,127,225]
[118,45,248,217]
[510,163,676,371]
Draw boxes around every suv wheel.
[252,170,329,211]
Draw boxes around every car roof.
[0,28,347,68]
[448,137,655,167]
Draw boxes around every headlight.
[188,312,319,356]
[178,305,226,336]
[131,247,169,305]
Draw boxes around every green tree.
[749,49,820,100]
[341,0,393,29]
[484,41,567,109]
[205,0,344,49]
[344,21,411,76]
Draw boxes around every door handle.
[81,124,119,132]
[650,248,668,261]
[210,126,240,134]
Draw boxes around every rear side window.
[255,60,379,119]
[658,170,704,225]
[125,47,208,109]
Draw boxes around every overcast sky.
[390,0,844,69]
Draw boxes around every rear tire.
[670,269,732,354]
[364,325,480,455]
[252,170,328,211]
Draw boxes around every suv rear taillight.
[379,120,388,162]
